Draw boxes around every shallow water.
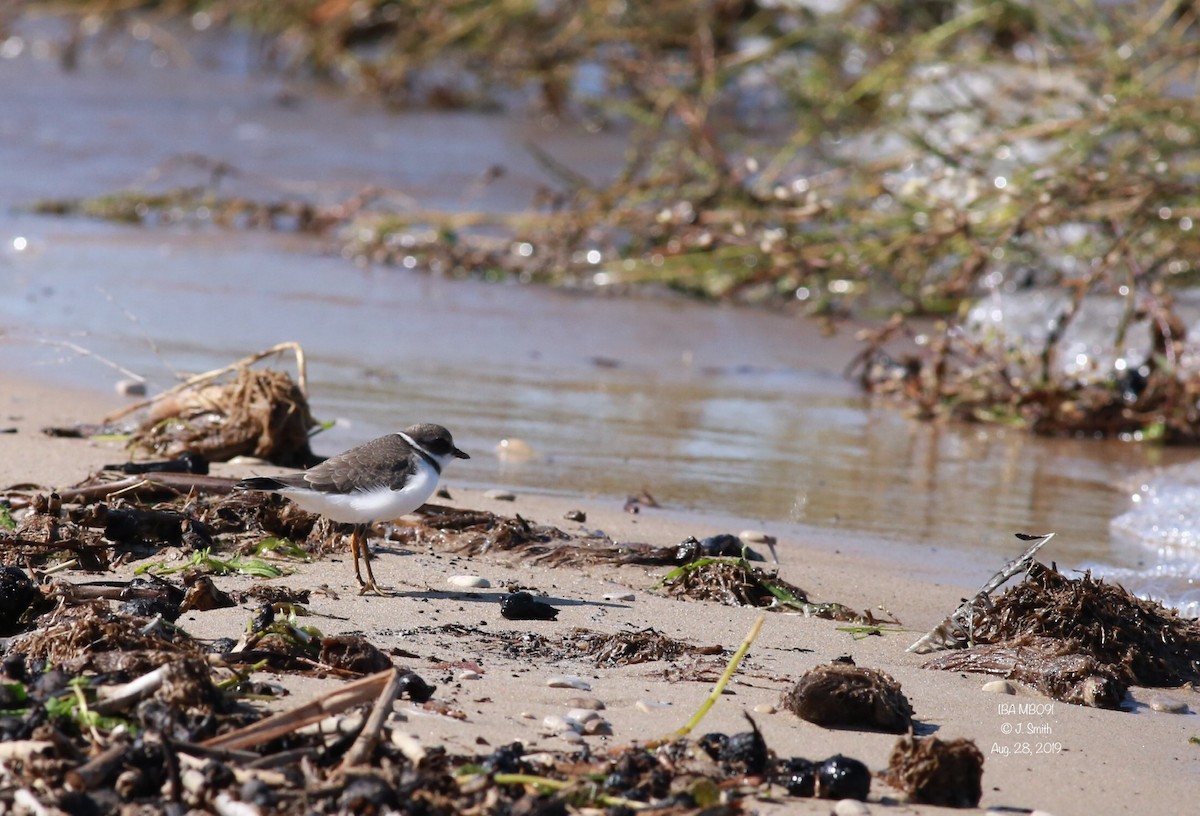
[2,21,1197,610]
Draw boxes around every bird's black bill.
[453,447,470,460]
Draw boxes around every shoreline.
[2,373,1197,814]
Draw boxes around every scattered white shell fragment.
[495,438,536,462]
[484,488,517,501]
[1148,695,1189,714]
[834,800,871,816]
[448,575,491,588]
[635,700,672,713]
[753,703,777,714]
[982,680,1016,695]
[520,711,536,720]
[547,675,591,690]
[457,669,482,681]
[603,592,635,602]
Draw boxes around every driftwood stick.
[92,665,168,715]
[907,533,1054,654]
[200,670,393,752]
[66,742,127,791]
[55,473,239,503]
[340,668,403,768]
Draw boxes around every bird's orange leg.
[353,523,385,595]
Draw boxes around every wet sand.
[2,374,1197,815]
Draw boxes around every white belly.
[280,459,440,524]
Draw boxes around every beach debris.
[909,532,1054,654]
[775,756,817,795]
[546,675,591,690]
[500,590,559,621]
[624,489,659,513]
[563,509,586,522]
[920,557,1200,708]
[739,529,780,562]
[603,591,635,601]
[447,574,491,588]
[781,663,915,733]
[320,634,393,675]
[581,627,718,667]
[817,754,873,800]
[1147,695,1189,714]
[0,566,38,633]
[107,343,320,467]
[484,488,517,501]
[102,452,210,475]
[658,553,891,624]
[885,735,984,808]
[700,714,770,774]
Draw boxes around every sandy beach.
[2,373,1197,815]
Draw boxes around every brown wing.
[299,434,419,494]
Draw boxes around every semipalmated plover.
[235,423,469,594]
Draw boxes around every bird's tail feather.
[235,476,290,492]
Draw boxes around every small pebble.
[564,697,606,710]
[563,509,586,522]
[834,800,871,816]
[115,378,147,397]
[448,575,491,589]
[566,708,600,725]
[495,438,536,462]
[583,718,613,736]
[753,703,777,715]
[602,592,635,602]
[1148,695,1189,714]
[457,670,482,681]
[485,489,517,501]
[559,731,586,745]
[542,714,580,734]
[520,711,536,720]
[635,700,672,713]
[982,680,1017,695]
[547,675,592,691]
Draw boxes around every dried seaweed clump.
[414,507,577,559]
[130,366,318,466]
[885,735,983,808]
[988,563,1200,685]
[659,558,879,623]
[8,603,201,674]
[574,627,716,667]
[781,663,914,733]
[923,562,1200,708]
